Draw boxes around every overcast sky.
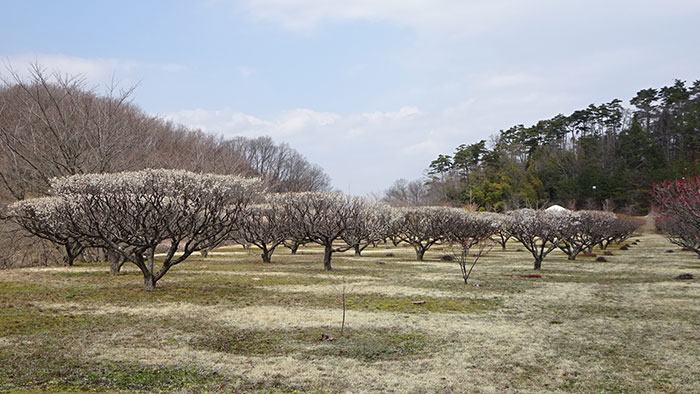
[2,0,699,195]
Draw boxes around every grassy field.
[0,233,698,393]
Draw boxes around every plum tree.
[507,209,580,270]
[653,176,700,257]
[8,169,262,289]
[278,192,366,270]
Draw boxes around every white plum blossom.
[9,169,262,289]
[277,192,367,270]
[392,206,458,261]
[507,208,581,270]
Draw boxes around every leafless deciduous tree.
[506,209,581,270]
[8,169,262,289]
[278,192,366,270]
[233,136,331,193]
[0,65,157,200]
[382,178,434,207]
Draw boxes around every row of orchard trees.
[7,169,641,290]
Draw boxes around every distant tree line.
[385,79,700,213]
[0,65,330,267]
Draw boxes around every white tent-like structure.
[544,204,570,212]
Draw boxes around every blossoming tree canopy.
[393,206,458,261]
[9,169,263,289]
[233,197,291,264]
[7,195,86,266]
[653,176,700,257]
[277,192,367,270]
[507,208,581,270]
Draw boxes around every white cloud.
[1,53,184,87]
[164,105,476,195]
[165,108,340,139]
[244,0,700,33]
[237,65,256,78]
[477,72,540,90]
[244,0,541,33]
[277,109,340,135]
[362,106,421,122]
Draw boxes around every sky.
[2,0,699,195]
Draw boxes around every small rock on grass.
[596,257,608,262]
[665,249,675,253]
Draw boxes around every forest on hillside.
[386,79,700,214]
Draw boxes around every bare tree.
[234,136,331,193]
[0,64,155,199]
[0,65,332,269]
[382,178,434,206]
[598,214,643,250]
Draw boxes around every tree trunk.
[63,243,82,267]
[290,244,299,255]
[354,244,362,257]
[261,248,272,263]
[143,274,156,290]
[323,244,333,270]
[110,257,125,275]
[63,253,76,267]
[415,248,426,261]
[567,255,576,260]
[533,258,542,270]
[107,250,125,275]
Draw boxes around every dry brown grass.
[1,233,699,393]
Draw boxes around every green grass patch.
[0,343,323,393]
[341,293,497,313]
[189,326,432,362]
[308,328,428,361]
